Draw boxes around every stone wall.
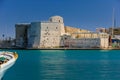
[15,23,30,48]
[65,26,91,38]
[65,26,90,33]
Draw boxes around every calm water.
[1,50,120,80]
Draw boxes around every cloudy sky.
[0,0,120,39]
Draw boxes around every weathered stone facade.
[15,23,30,48]
[15,16,110,49]
[65,26,91,38]
[27,16,65,48]
[65,26,90,34]
[61,33,109,48]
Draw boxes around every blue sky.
[0,0,120,39]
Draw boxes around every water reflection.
[100,50,111,52]
[39,50,66,80]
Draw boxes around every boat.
[0,51,18,80]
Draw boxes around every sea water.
[1,50,120,80]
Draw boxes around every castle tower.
[27,16,65,48]
[49,16,63,23]
[49,16,65,35]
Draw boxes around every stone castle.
[15,16,109,48]
[16,16,89,48]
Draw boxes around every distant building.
[0,38,15,48]
[108,27,120,48]
[96,27,108,33]
[109,27,120,36]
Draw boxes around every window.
[65,37,67,40]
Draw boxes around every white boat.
[0,51,18,80]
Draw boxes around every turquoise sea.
[1,50,120,80]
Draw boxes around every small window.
[65,38,67,40]
[50,19,52,22]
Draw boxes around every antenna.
[112,8,116,37]
[112,8,116,28]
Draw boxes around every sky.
[0,0,120,39]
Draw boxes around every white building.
[61,32,109,48]
[99,33,109,48]
[27,16,65,48]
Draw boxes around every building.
[28,16,65,48]
[15,23,30,48]
[65,26,90,38]
[109,27,120,36]
[96,27,108,33]
[15,15,109,49]
[15,16,65,48]
[61,32,109,48]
